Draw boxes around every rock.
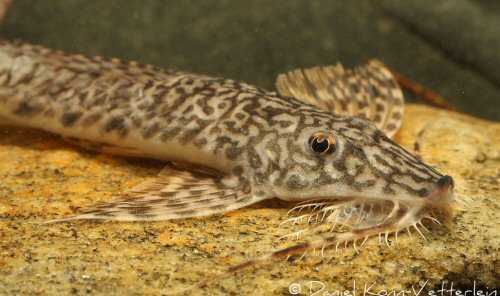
[0,104,498,295]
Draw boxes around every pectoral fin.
[276,60,405,138]
[46,164,257,223]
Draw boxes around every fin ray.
[46,164,257,222]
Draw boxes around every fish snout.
[429,175,455,205]
[437,175,454,189]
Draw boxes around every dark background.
[1,0,499,121]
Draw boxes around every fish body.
[0,39,455,290]
[0,39,452,200]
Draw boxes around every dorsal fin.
[276,60,405,138]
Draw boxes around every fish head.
[253,114,454,207]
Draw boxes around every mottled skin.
[0,39,455,292]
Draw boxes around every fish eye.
[308,132,337,155]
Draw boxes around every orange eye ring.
[308,132,337,155]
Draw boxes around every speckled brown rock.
[0,104,498,295]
